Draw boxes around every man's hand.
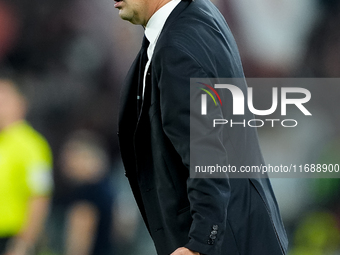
[170,247,200,255]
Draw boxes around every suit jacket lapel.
[136,0,191,120]
[119,0,191,135]
[118,50,141,135]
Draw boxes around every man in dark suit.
[116,0,288,254]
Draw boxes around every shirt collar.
[145,0,181,45]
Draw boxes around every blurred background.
[0,0,340,254]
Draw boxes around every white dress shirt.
[142,0,181,99]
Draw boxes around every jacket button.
[207,239,214,245]
[211,230,217,235]
[212,225,218,230]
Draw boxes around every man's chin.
[118,11,129,20]
[119,14,131,23]
[119,13,139,25]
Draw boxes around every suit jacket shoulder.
[153,0,244,78]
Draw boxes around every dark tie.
[137,35,150,116]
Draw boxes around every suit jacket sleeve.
[153,45,231,255]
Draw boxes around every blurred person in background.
[0,71,53,255]
[0,0,19,62]
[58,130,116,255]
[299,1,340,77]
[222,0,318,77]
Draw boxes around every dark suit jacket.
[118,0,288,254]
